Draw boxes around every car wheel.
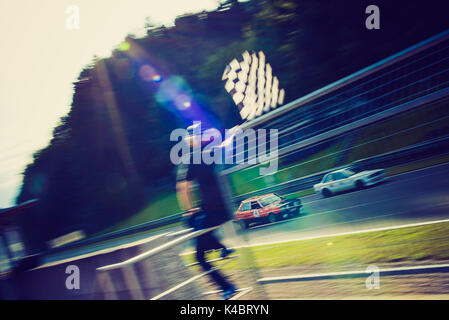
[356,180,365,190]
[322,188,332,198]
[294,207,301,216]
[287,206,300,217]
[268,213,278,223]
[239,220,248,230]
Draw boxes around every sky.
[0,0,220,208]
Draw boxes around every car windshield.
[241,202,251,211]
[259,194,282,206]
[342,169,356,177]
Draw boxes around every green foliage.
[182,221,449,270]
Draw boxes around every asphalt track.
[43,162,449,264]
[226,162,449,248]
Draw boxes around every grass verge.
[182,220,449,270]
[284,188,316,199]
[111,192,181,231]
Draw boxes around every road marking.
[295,203,449,236]
[300,161,449,205]
[229,287,253,300]
[202,287,252,296]
[181,216,449,255]
[247,216,303,230]
[236,215,449,250]
[246,192,412,231]
[248,192,417,230]
[258,263,449,284]
[301,194,419,218]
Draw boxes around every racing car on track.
[233,193,302,229]
[314,168,387,198]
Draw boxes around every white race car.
[313,168,387,197]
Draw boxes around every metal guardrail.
[240,29,449,131]
[96,225,218,271]
[221,28,449,175]
[231,134,449,204]
[96,224,236,300]
[221,85,449,175]
[42,211,184,257]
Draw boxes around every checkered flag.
[222,50,285,121]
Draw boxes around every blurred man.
[176,123,237,300]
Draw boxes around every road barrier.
[97,226,218,271]
[95,225,253,300]
[231,134,449,204]
[95,226,220,300]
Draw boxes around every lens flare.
[118,41,131,52]
[138,64,156,81]
[156,76,190,108]
[183,100,191,108]
[175,94,191,110]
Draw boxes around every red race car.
[233,193,302,229]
